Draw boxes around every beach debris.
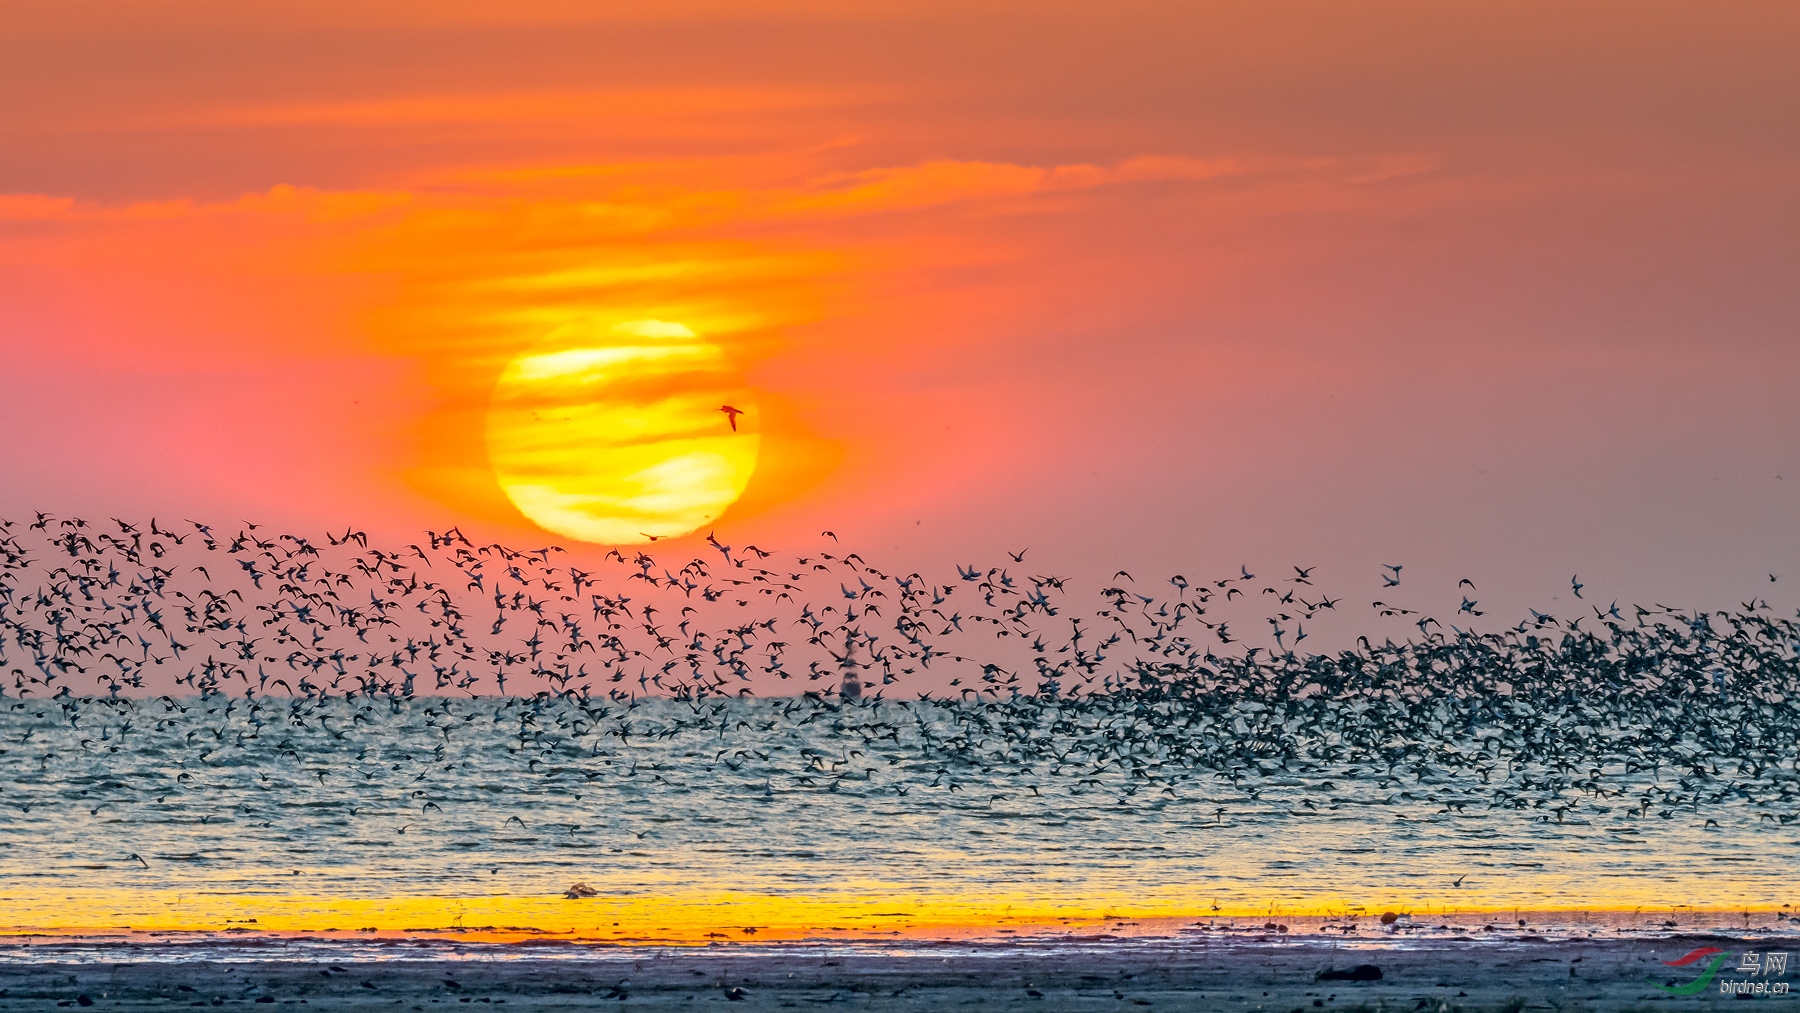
[1379,911,1399,925]
[563,882,599,899]
[1317,964,1382,982]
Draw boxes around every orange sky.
[2,1,1797,622]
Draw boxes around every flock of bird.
[2,512,1799,837]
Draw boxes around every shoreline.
[1,932,1794,1010]
[3,905,1797,948]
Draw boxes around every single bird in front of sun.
[718,405,744,431]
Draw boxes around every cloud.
[173,87,872,131]
[0,144,1441,535]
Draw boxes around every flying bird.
[718,405,744,431]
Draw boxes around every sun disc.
[485,320,759,545]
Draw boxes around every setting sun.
[484,319,759,545]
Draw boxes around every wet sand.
[1,932,1791,1012]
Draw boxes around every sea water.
[1,692,1793,941]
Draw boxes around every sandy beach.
[2,931,1792,1011]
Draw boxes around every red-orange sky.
[3,1,1797,623]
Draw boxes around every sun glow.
[485,320,759,545]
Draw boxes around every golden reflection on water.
[5,875,1790,941]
